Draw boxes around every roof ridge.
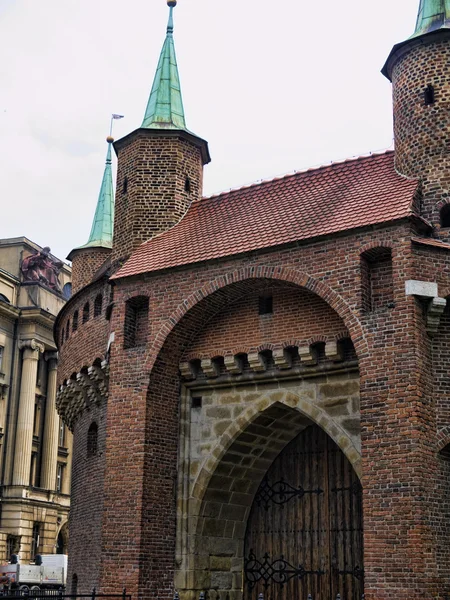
[199,149,396,204]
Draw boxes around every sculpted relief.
[21,247,63,293]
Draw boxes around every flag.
[112,114,124,119]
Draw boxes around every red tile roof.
[113,151,419,279]
[412,237,450,250]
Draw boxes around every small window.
[56,463,64,493]
[6,536,19,559]
[87,422,98,457]
[65,320,70,341]
[72,310,79,332]
[441,204,450,228]
[259,296,273,315]
[124,296,149,349]
[59,419,65,447]
[29,453,37,487]
[0,346,4,373]
[30,523,41,560]
[123,176,128,194]
[62,283,72,300]
[33,402,41,437]
[94,294,103,317]
[60,330,64,347]
[185,177,192,193]
[424,84,435,106]
[192,396,202,409]
[82,302,90,324]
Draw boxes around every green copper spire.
[412,0,450,38]
[141,1,187,130]
[72,139,115,255]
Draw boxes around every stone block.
[324,341,343,362]
[247,352,266,372]
[298,346,316,364]
[210,572,233,590]
[273,348,292,369]
[224,356,242,375]
[210,556,232,571]
[405,279,438,297]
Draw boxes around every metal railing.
[193,594,365,600]
[0,589,130,600]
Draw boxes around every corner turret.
[383,0,450,233]
[68,138,115,293]
[111,1,210,264]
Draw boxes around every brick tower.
[383,0,450,233]
[67,139,115,293]
[111,0,210,264]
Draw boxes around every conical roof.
[68,139,115,258]
[383,0,450,79]
[412,0,450,38]
[142,3,186,130]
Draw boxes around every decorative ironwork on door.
[244,425,364,600]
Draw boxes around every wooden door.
[244,425,364,600]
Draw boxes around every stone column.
[62,430,73,495]
[12,339,44,486]
[40,353,59,491]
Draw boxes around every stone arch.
[176,391,361,599]
[437,426,450,453]
[191,389,361,510]
[145,267,367,374]
[56,520,69,554]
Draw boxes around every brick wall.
[70,248,111,294]
[183,285,347,359]
[68,398,107,593]
[112,132,204,262]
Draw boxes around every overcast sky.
[0,0,416,261]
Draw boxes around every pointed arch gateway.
[243,424,363,600]
[179,394,363,600]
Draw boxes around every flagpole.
[109,114,125,138]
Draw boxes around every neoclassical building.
[0,237,72,561]
[56,1,450,598]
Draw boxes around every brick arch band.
[145,265,367,374]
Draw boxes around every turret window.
[185,177,192,193]
[424,84,435,106]
[441,204,450,228]
[72,310,79,332]
[94,294,103,317]
[87,422,98,457]
[123,177,128,194]
[82,302,90,324]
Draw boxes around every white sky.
[0,0,415,261]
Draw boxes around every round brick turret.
[68,247,112,294]
[384,30,450,230]
[112,128,210,263]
